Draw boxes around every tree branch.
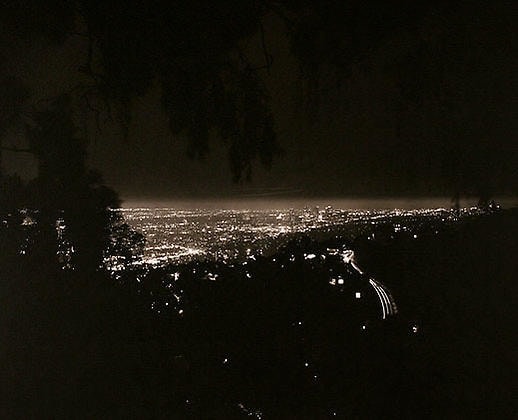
[259,22,274,74]
[1,146,33,154]
[262,1,295,31]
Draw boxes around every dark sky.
[1,1,517,201]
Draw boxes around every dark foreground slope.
[1,210,517,418]
[354,209,518,417]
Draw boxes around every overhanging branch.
[1,146,33,154]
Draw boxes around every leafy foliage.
[0,95,142,270]
[1,1,515,193]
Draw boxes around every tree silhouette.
[1,0,285,181]
[0,94,143,270]
[0,95,150,418]
[0,1,447,184]
[1,1,515,197]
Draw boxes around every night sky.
[1,1,516,201]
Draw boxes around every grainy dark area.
[1,210,516,417]
[1,1,516,417]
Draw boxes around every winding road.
[342,250,398,319]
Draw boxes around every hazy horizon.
[121,195,518,210]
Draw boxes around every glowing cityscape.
[119,206,477,267]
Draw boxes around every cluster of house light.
[116,206,465,269]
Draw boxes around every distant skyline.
[121,196,518,210]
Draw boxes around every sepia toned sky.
[1,1,516,201]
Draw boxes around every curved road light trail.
[372,280,390,316]
[371,281,387,318]
[369,278,397,319]
[342,250,398,319]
